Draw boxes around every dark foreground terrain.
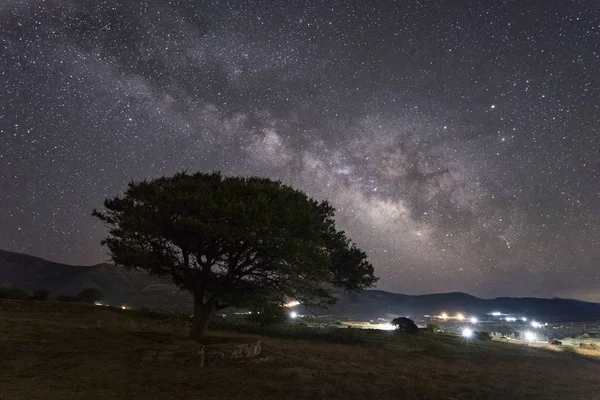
[1,300,599,400]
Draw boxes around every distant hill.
[0,249,191,311]
[328,290,600,322]
[1,249,599,321]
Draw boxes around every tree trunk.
[189,298,216,341]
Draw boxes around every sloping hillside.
[329,290,600,321]
[0,249,190,311]
[2,249,599,321]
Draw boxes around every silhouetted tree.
[391,317,419,334]
[77,288,103,303]
[32,289,51,301]
[93,172,377,340]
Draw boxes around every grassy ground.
[1,300,600,400]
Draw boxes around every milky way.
[1,0,599,301]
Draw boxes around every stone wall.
[137,340,262,364]
[139,343,205,366]
[205,340,262,359]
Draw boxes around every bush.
[0,287,31,300]
[425,323,441,333]
[391,317,419,334]
[77,288,103,303]
[475,331,491,340]
[56,295,80,302]
[32,289,51,301]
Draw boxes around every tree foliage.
[77,288,103,303]
[391,317,419,334]
[92,172,377,339]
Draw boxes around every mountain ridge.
[1,249,599,321]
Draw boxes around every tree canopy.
[92,172,377,339]
[391,317,419,334]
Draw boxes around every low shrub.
[56,295,80,302]
[392,317,419,334]
[0,287,32,300]
[32,289,51,301]
[77,288,103,304]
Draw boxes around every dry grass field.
[1,300,600,400]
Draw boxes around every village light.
[470,317,478,324]
[524,331,536,341]
[531,321,541,328]
[290,311,298,319]
[462,328,473,338]
[456,313,465,320]
[440,312,449,319]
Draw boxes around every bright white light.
[470,317,478,324]
[284,300,300,308]
[531,321,541,328]
[462,328,474,338]
[521,317,527,322]
[380,323,396,331]
[290,311,298,319]
[505,317,516,322]
[491,312,501,316]
[524,331,536,341]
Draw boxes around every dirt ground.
[1,301,600,400]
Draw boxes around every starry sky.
[1,0,599,301]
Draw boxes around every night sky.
[1,1,599,301]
